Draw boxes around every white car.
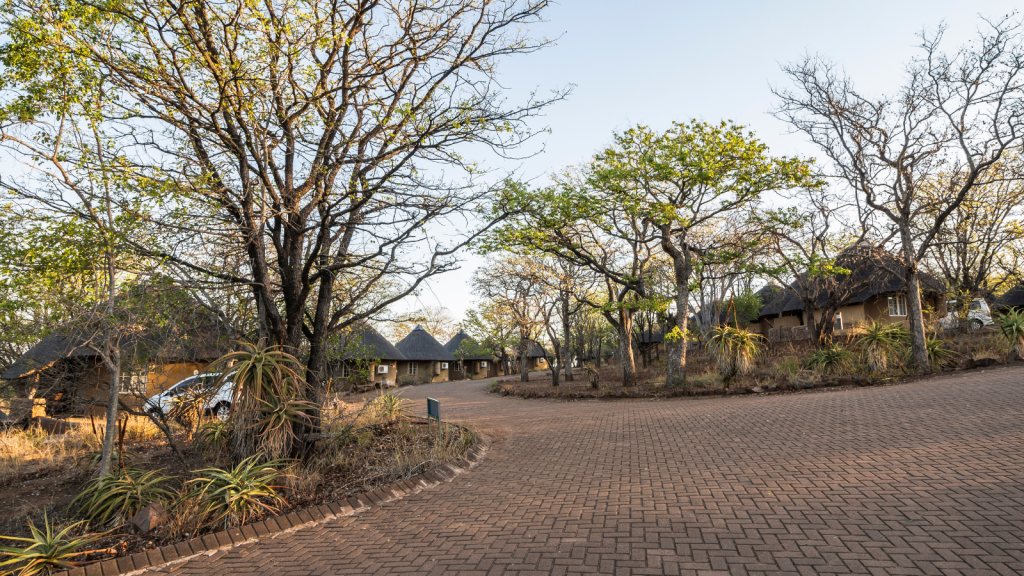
[939,298,994,330]
[145,373,234,420]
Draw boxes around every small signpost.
[426,397,441,443]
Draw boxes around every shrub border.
[60,423,488,576]
[492,357,1023,400]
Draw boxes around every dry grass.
[0,416,162,482]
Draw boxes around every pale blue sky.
[405,0,1021,325]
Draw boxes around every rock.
[971,357,999,369]
[803,382,815,389]
[751,386,764,394]
[767,385,778,392]
[132,503,167,533]
[836,378,855,387]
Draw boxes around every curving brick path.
[150,367,1024,576]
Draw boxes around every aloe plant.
[705,325,765,380]
[208,341,315,462]
[996,309,1024,360]
[372,392,412,422]
[804,343,854,374]
[71,467,175,526]
[184,456,286,530]
[925,334,960,370]
[0,514,98,576]
[856,320,909,372]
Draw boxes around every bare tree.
[918,159,1024,303]
[472,256,546,382]
[774,15,1024,369]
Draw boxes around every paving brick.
[137,368,1024,576]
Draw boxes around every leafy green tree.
[0,0,566,403]
[586,121,815,385]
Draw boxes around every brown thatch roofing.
[1,327,231,381]
[443,330,491,361]
[395,325,450,361]
[994,284,1024,310]
[330,325,405,361]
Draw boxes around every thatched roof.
[395,325,450,361]
[1,327,231,381]
[994,284,1024,310]
[755,261,945,321]
[443,330,492,361]
[330,324,406,362]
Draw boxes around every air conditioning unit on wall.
[377,365,388,374]
[441,362,449,369]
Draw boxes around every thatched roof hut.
[395,325,449,361]
[2,327,230,381]
[443,330,491,361]
[329,324,405,361]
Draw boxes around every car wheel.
[214,403,231,421]
[971,319,984,330]
[148,407,163,419]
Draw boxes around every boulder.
[132,503,167,533]
[751,386,764,394]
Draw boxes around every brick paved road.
[157,368,1024,575]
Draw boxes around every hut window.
[408,363,417,375]
[888,295,908,317]
[342,364,351,378]
[833,313,843,331]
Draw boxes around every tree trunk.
[900,225,930,371]
[562,296,573,381]
[665,247,692,386]
[905,269,930,371]
[519,335,530,382]
[619,310,637,387]
[98,350,121,477]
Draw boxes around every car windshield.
[969,301,982,311]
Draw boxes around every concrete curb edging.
[63,437,489,576]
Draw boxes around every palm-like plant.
[996,309,1024,360]
[0,514,98,576]
[705,325,765,380]
[184,456,286,530]
[925,333,960,371]
[804,343,854,374]
[373,392,412,422]
[71,467,176,526]
[208,341,315,462]
[856,320,909,372]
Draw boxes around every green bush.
[0,514,98,576]
[71,467,175,526]
[184,456,286,530]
